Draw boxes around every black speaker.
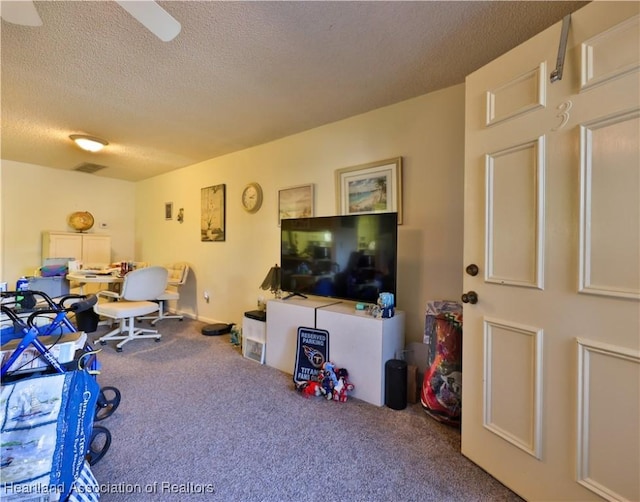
[385,359,407,410]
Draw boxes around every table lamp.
[260,264,282,299]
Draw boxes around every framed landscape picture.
[201,184,226,241]
[278,183,314,225]
[335,157,403,224]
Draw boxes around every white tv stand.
[265,297,405,406]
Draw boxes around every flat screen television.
[280,213,398,304]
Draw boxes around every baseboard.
[171,309,230,326]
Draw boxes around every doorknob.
[465,264,479,276]
[461,291,478,304]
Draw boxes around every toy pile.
[295,361,354,402]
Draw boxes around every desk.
[66,273,123,294]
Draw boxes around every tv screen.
[280,213,398,304]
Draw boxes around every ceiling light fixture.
[69,134,108,153]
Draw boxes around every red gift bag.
[421,301,463,426]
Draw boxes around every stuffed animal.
[229,326,242,347]
[322,362,338,386]
[377,292,395,318]
[319,370,334,400]
[295,364,353,402]
[333,368,355,402]
[295,380,323,398]
[319,361,339,399]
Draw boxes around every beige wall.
[1,83,464,344]
[134,84,465,343]
[0,161,136,279]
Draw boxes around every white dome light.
[69,134,108,152]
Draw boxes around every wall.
[1,84,463,344]
[134,84,466,343]
[0,161,136,281]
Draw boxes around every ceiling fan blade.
[0,0,43,26]
[115,1,181,42]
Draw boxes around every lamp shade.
[260,264,281,297]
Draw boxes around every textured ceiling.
[1,1,588,182]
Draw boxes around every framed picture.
[243,338,266,364]
[335,157,403,224]
[201,184,226,241]
[165,202,173,220]
[278,183,314,225]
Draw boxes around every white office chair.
[94,266,168,351]
[139,262,189,325]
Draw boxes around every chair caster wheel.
[155,338,161,342]
[99,341,107,346]
[116,347,123,352]
[179,318,184,321]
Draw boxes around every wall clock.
[241,182,263,213]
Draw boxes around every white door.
[462,3,639,501]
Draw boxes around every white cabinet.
[316,303,404,407]
[266,297,405,406]
[42,231,111,266]
[265,298,333,374]
[242,315,266,364]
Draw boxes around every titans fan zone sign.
[293,327,329,383]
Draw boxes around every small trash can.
[385,359,407,410]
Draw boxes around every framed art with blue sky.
[278,183,314,225]
[335,157,403,224]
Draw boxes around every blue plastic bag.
[1,370,99,500]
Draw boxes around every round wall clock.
[241,182,263,213]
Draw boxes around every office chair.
[94,266,168,352]
[139,262,189,325]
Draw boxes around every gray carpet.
[90,319,523,502]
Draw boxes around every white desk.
[66,273,122,294]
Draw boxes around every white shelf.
[243,315,266,364]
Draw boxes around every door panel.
[485,138,544,288]
[579,110,640,298]
[463,3,640,500]
[484,318,543,459]
[577,339,640,501]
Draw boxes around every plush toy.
[295,380,323,398]
[333,368,355,402]
[295,363,353,402]
[319,370,334,400]
[322,362,338,386]
[377,292,395,319]
[319,361,339,399]
[229,326,242,347]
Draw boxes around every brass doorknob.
[461,291,478,304]
[465,264,479,276]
